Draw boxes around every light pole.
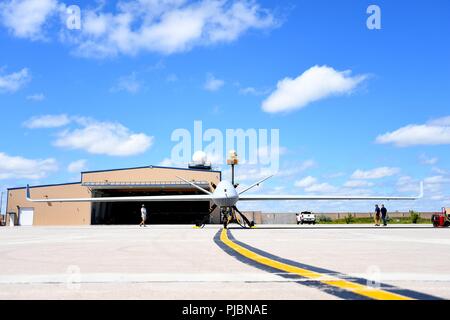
[227,150,239,186]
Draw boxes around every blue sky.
[0,0,449,213]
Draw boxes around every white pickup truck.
[296,211,316,225]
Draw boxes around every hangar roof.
[82,180,210,190]
[81,165,221,174]
[8,165,221,191]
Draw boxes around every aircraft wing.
[239,195,419,201]
[26,185,212,203]
[239,182,424,201]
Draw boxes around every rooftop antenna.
[227,150,239,186]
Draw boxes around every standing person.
[374,204,381,226]
[139,204,147,227]
[381,204,388,226]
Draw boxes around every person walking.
[381,204,388,226]
[374,204,381,226]
[296,213,301,225]
[139,204,147,227]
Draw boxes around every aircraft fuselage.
[211,180,239,207]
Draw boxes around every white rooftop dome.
[192,151,208,164]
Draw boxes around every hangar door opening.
[89,183,212,225]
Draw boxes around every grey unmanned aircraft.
[25,171,424,228]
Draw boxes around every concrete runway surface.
[0,224,449,300]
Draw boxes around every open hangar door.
[89,184,212,225]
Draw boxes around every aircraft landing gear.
[233,206,255,228]
[194,204,218,228]
[222,207,232,229]
[221,206,255,229]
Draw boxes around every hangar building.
[5,165,221,226]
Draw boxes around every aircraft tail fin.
[418,181,424,199]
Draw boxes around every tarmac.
[0,224,449,300]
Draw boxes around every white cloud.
[296,159,316,171]
[397,175,446,196]
[0,152,57,179]
[0,0,59,40]
[110,72,142,94]
[428,116,450,126]
[65,0,276,58]
[419,154,438,165]
[396,176,417,193]
[424,175,450,185]
[430,195,446,201]
[1,1,276,57]
[351,167,400,180]
[271,186,285,193]
[239,87,257,95]
[158,157,187,167]
[0,68,31,93]
[159,158,176,167]
[25,114,154,157]
[432,167,448,175]
[67,159,87,173]
[24,114,70,128]
[257,145,287,159]
[26,93,45,101]
[204,73,224,91]
[344,180,374,188]
[294,175,339,193]
[376,116,450,147]
[262,65,367,113]
[294,176,317,188]
[235,159,316,182]
[235,166,276,182]
[398,175,449,200]
[82,8,109,37]
[304,182,338,194]
[54,119,153,156]
[323,172,345,179]
[239,86,270,96]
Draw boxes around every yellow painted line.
[220,229,412,300]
